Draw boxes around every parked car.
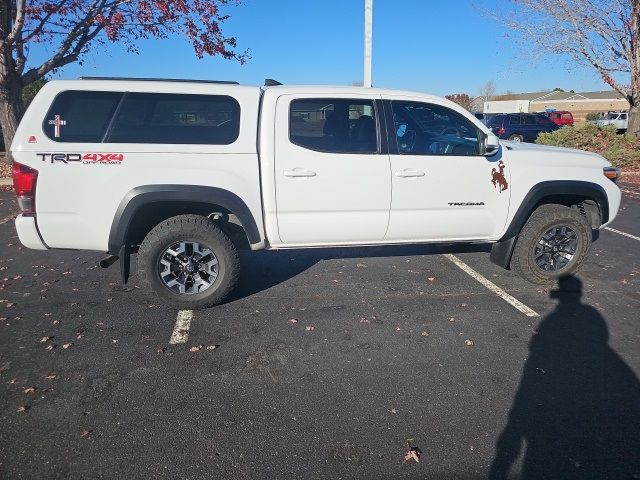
[487,113,560,143]
[592,111,628,132]
[544,110,574,126]
[11,78,621,309]
[473,112,494,126]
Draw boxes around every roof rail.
[79,76,239,85]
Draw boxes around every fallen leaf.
[40,336,53,343]
[23,386,36,394]
[45,345,55,351]
[62,342,73,349]
[464,339,474,346]
[206,345,218,350]
[403,444,422,463]
[80,430,92,437]
[45,374,57,380]
[17,405,29,413]
[6,302,14,308]
[52,320,60,325]
[189,345,203,352]
[289,318,299,324]
[356,263,367,268]
[305,325,315,331]
[427,277,435,281]
[389,408,397,414]
[9,378,17,384]
[421,331,429,337]
[157,347,167,353]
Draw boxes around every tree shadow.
[223,242,491,303]
[490,276,640,479]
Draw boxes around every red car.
[544,111,574,126]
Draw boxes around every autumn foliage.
[0,0,248,159]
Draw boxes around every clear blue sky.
[29,0,612,97]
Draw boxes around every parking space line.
[169,310,193,344]
[444,254,539,317]
[605,227,640,242]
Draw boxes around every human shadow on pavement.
[489,277,640,480]
[225,242,491,303]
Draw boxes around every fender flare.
[490,180,609,269]
[107,184,262,255]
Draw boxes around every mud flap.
[490,236,518,270]
[119,245,130,284]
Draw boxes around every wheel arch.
[108,185,263,256]
[490,180,609,269]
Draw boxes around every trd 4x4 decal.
[491,160,508,192]
[37,153,124,165]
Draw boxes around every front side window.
[289,99,378,153]
[391,101,482,155]
[43,91,123,142]
[107,93,240,144]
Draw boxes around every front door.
[274,94,391,245]
[384,98,510,242]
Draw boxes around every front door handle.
[395,169,425,178]
[284,168,317,178]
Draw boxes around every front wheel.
[137,215,240,309]
[511,204,592,285]
[508,134,524,142]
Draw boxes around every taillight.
[603,166,621,183]
[12,162,38,214]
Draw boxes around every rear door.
[274,94,391,245]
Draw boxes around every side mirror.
[483,132,500,156]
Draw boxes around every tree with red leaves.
[445,93,474,111]
[500,0,640,136]
[0,0,248,160]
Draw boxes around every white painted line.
[444,254,539,317]
[169,310,193,344]
[605,227,640,242]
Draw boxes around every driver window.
[391,101,482,156]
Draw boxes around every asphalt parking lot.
[0,185,639,480]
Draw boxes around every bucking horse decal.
[491,160,508,192]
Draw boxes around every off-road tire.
[137,215,240,309]
[511,204,591,285]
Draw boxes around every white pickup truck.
[593,111,628,132]
[11,78,622,309]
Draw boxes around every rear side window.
[107,93,240,144]
[43,91,123,142]
[289,99,378,153]
[487,115,505,127]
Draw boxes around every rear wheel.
[508,134,524,142]
[137,215,239,309]
[511,204,591,285]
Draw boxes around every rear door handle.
[284,168,317,178]
[395,169,425,178]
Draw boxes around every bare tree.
[499,0,640,136]
[0,1,248,161]
[478,80,496,103]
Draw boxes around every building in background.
[482,90,629,122]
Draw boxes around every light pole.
[363,0,373,87]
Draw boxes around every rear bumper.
[15,214,48,250]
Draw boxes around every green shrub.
[536,123,640,169]
[585,112,602,121]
